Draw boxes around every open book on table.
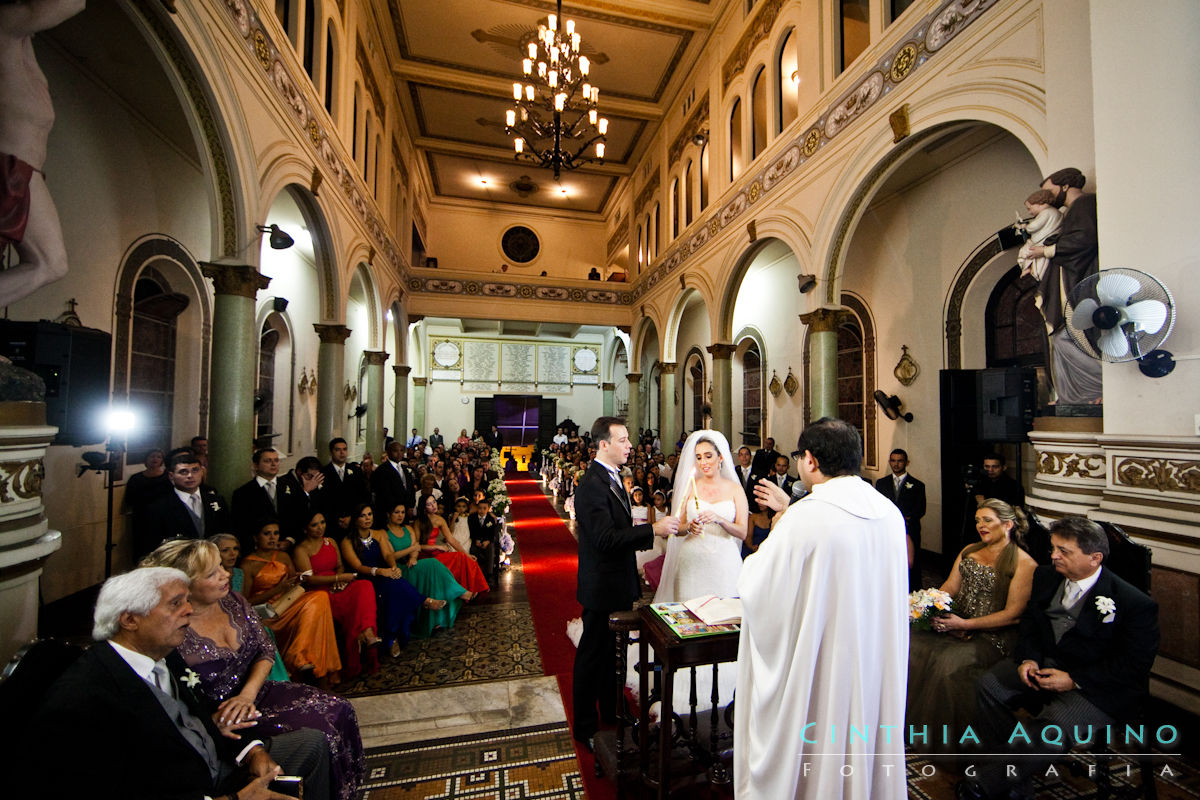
[649,595,742,639]
[683,594,742,626]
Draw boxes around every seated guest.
[907,499,1036,745]
[208,532,289,681]
[341,503,444,657]
[141,450,231,559]
[456,428,471,446]
[469,496,502,584]
[141,541,363,800]
[384,501,469,637]
[241,519,343,684]
[30,567,332,800]
[291,510,382,678]
[960,516,1159,800]
[416,493,489,596]
[741,494,773,558]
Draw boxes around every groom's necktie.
[609,471,631,516]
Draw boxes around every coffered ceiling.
[377,0,722,213]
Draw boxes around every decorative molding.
[363,350,390,367]
[606,224,628,259]
[706,343,736,359]
[201,263,271,298]
[1038,452,1105,479]
[722,0,785,90]
[946,237,1004,367]
[356,37,386,127]
[635,171,661,214]
[412,376,428,387]
[406,274,629,306]
[0,460,44,503]
[799,307,847,333]
[313,324,352,344]
[668,92,710,167]
[1115,458,1200,495]
[392,364,412,376]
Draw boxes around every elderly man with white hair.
[31,567,332,800]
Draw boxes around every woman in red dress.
[292,509,381,678]
[415,493,490,596]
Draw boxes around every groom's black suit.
[572,460,655,742]
[31,642,330,800]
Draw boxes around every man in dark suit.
[469,495,501,583]
[765,453,795,495]
[874,448,926,589]
[960,517,1159,800]
[276,455,325,541]
[735,445,756,504]
[750,437,781,479]
[974,452,1025,509]
[320,437,371,526]
[231,448,283,551]
[141,452,232,559]
[30,567,331,799]
[371,440,414,521]
[572,416,679,749]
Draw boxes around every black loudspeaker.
[976,368,1035,442]
[0,321,112,446]
[996,224,1026,251]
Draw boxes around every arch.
[258,179,341,322]
[733,330,767,446]
[683,346,708,432]
[717,233,808,342]
[818,117,1046,306]
[348,261,383,350]
[750,65,768,160]
[112,235,213,455]
[944,233,1021,370]
[729,97,744,181]
[776,27,798,133]
[255,309,296,451]
[662,278,718,363]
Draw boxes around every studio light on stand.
[78,407,137,578]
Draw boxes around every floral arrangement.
[908,587,954,631]
[1095,595,1116,623]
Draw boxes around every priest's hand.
[652,516,680,538]
[753,479,789,513]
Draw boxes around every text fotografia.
[790,723,1179,748]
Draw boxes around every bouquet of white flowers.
[908,587,954,631]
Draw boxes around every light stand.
[78,408,135,577]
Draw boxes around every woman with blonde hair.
[141,538,364,800]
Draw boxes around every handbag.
[270,584,306,615]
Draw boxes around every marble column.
[392,365,411,442]
[625,372,642,431]
[602,382,615,417]
[363,351,389,460]
[201,263,271,499]
[659,361,678,450]
[313,324,351,455]
[412,376,428,438]
[707,343,736,441]
[800,308,847,422]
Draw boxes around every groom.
[572,416,679,749]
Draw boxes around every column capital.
[659,361,678,371]
[626,372,642,384]
[706,342,737,359]
[200,263,271,298]
[799,307,848,333]
[392,364,412,377]
[363,350,390,367]
[412,376,428,387]
[313,323,352,344]
[602,382,615,391]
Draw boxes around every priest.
[735,418,909,799]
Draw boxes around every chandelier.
[504,0,607,180]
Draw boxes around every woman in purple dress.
[141,539,364,800]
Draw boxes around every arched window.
[888,0,918,25]
[837,318,865,441]
[741,341,762,446]
[373,132,382,196]
[363,110,372,180]
[751,67,767,160]
[256,321,279,443]
[700,143,709,210]
[670,177,679,240]
[986,267,1048,368]
[302,0,316,80]
[351,84,361,162]
[636,224,643,271]
[324,22,337,115]
[652,203,660,261]
[729,98,744,181]
[129,275,189,459]
[777,30,798,132]
[684,160,694,226]
[839,0,870,74]
[690,359,705,431]
[274,0,297,47]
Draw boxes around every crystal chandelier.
[504,0,607,180]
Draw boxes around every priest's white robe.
[733,475,909,800]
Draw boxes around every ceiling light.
[504,0,607,179]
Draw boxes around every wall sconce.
[783,368,799,397]
[343,382,357,402]
[873,390,913,422]
[256,223,295,250]
[298,368,310,395]
[798,274,817,294]
[768,370,783,397]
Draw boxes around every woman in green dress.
[384,502,469,637]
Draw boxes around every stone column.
[412,376,428,438]
[202,263,271,499]
[313,324,351,455]
[707,343,736,440]
[363,351,389,459]
[625,372,642,431]
[0,397,61,665]
[800,308,846,422]
[392,365,411,442]
[602,382,615,417]
[659,362,678,451]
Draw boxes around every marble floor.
[350,671,567,749]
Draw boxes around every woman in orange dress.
[241,519,341,685]
[416,493,490,595]
[292,509,381,678]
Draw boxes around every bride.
[654,430,748,603]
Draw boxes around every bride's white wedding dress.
[653,498,741,603]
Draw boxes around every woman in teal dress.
[384,501,469,637]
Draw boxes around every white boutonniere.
[209,501,220,512]
[182,668,201,689]
[284,486,292,495]
[904,481,914,490]
[1095,595,1116,623]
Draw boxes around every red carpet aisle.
[505,477,616,800]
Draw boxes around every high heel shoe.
[423,597,447,611]
[390,640,402,659]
